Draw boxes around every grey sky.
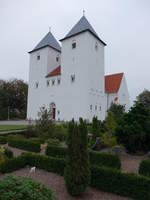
[0,0,150,103]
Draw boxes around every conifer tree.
[64,118,90,196]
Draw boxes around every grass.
[0,125,27,132]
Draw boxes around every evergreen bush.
[46,145,67,158]
[64,118,90,196]
[139,159,150,178]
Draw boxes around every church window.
[35,82,39,88]
[57,110,60,115]
[56,56,59,62]
[71,74,75,83]
[99,106,101,111]
[52,79,55,86]
[95,42,98,51]
[95,105,97,110]
[90,105,92,110]
[37,55,40,60]
[47,80,50,87]
[57,78,61,85]
[72,41,76,49]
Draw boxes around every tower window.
[37,55,40,60]
[57,78,61,85]
[71,74,75,83]
[56,56,59,62]
[95,105,97,110]
[52,79,55,86]
[72,42,76,49]
[57,110,60,115]
[90,105,92,110]
[47,80,50,87]
[35,82,39,88]
[99,106,101,111]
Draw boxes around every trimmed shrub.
[0,136,7,144]
[139,159,150,177]
[46,138,60,146]
[46,145,67,158]
[91,165,150,200]
[0,156,26,173]
[0,176,57,200]
[64,118,90,196]
[4,147,13,158]
[89,150,121,169]
[8,137,41,152]
[22,153,65,175]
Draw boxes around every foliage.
[136,89,150,108]
[101,132,117,148]
[105,111,117,136]
[35,106,55,138]
[116,102,150,152]
[108,103,125,123]
[24,124,37,138]
[89,150,121,169]
[0,79,28,120]
[91,116,101,141]
[46,138,60,146]
[64,118,90,196]
[22,153,65,175]
[8,137,41,152]
[91,165,150,200]
[0,176,57,200]
[0,125,27,132]
[139,159,150,178]
[4,147,13,159]
[52,125,67,141]
[46,145,67,158]
[0,136,7,144]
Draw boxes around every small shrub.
[0,136,7,144]
[8,137,41,152]
[46,145,67,158]
[0,176,57,200]
[139,159,150,177]
[101,132,117,148]
[46,138,60,146]
[91,165,150,200]
[4,147,13,158]
[52,125,67,141]
[89,150,121,169]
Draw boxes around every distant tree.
[64,118,90,196]
[0,79,28,120]
[108,103,125,123]
[136,89,150,108]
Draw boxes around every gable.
[105,73,123,93]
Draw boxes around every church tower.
[60,15,106,121]
[27,31,61,119]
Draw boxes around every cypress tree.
[64,118,90,196]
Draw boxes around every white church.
[27,15,130,122]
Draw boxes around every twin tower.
[27,15,106,122]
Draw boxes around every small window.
[95,105,97,110]
[35,82,39,88]
[47,80,50,87]
[52,79,55,86]
[99,106,101,111]
[56,56,59,62]
[95,42,98,51]
[72,42,76,49]
[90,105,92,110]
[57,78,61,85]
[57,110,60,115]
[71,74,75,83]
[37,55,40,60]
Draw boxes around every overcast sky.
[0,0,150,103]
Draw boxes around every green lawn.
[0,125,27,132]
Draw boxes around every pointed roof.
[105,73,124,93]
[46,66,61,78]
[60,16,106,45]
[29,31,61,53]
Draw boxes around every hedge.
[22,153,65,175]
[8,138,41,152]
[0,136,7,144]
[46,146,121,169]
[89,150,121,169]
[91,165,150,200]
[139,159,150,178]
[46,145,67,158]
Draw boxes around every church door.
[52,107,56,120]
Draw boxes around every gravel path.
[0,168,131,200]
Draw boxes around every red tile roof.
[105,73,123,93]
[46,66,61,78]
